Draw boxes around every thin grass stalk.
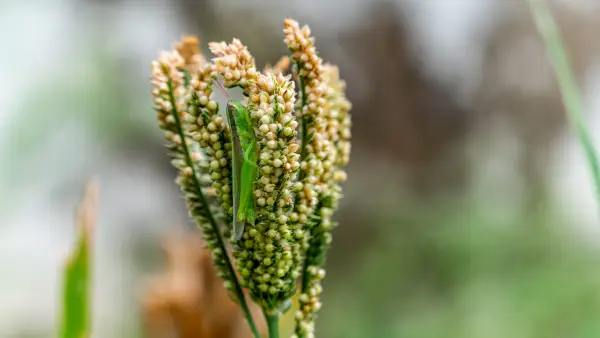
[528,0,600,205]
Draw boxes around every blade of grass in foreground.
[528,0,600,205]
[59,180,99,338]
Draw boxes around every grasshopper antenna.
[214,79,231,101]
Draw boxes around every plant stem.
[298,75,309,181]
[528,0,600,205]
[295,70,311,338]
[167,79,261,338]
[264,311,280,338]
[300,258,310,294]
[295,71,313,292]
[294,71,311,295]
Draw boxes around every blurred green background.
[3,0,600,337]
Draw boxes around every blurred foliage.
[3,35,161,204]
[319,202,600,338]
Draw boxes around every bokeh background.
[3,0,600,337]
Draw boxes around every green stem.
[298,74,309,180]
[295,72,313,294]
[294,71,311,294]
[294,70,311,338]
[528,0,600,205]
[167,79,261,338]
[264,311,280,338]
[300,258,310,294]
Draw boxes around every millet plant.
[150,19,351,338]
[54,5,600,338]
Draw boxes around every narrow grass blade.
[528,0,600,205]
[59,179,99,338]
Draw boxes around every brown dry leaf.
[140,233,265,338]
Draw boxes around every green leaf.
[529,0,600,206]
[59,180,98,338]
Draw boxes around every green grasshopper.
[216,81,259,240]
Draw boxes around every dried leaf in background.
[140,233,265,338]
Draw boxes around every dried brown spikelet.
[175,35,206,73]
[175,36,200,62]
